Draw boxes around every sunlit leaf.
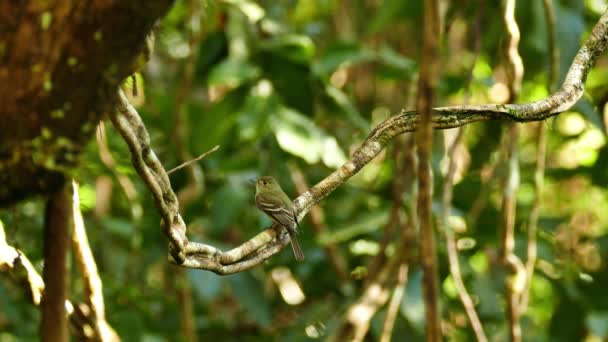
[312,42,375,76]
[271,107,347,168]
[207,58,261,87]
[259,34,315,64]
[318,210,389,244]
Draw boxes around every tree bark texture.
[41,183,72,342]
[0,0,174,207]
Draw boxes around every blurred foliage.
[2,0,608,341]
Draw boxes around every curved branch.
[110,89,189,264]
[117,10,608,274]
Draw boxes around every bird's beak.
[248,178,256,185]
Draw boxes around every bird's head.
[256,176,280,192]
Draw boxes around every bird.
[255,176,305,262]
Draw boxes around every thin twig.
[501,1,524,340]
[167,145,220,175]
[442,128,488,342]
[439,4,488,340]
[519,0,556,315]
[379,264,408,342]
[71,180,120,341]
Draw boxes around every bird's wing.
[256,193,297,229]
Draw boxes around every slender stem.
[71,180,119,341]
[416,0,442,339]
[167,145,220,175]
[379,264,409,342]
[519,0,556,315]
[442,128,488,342]
[501,1,523,340]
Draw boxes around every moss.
[40,12,52,30]
[41,127,52,139]
[50,109,65,119]
[81,122,93,134]
[31,63,43,73]
[67,57,78,67]
[94,30,103,42]
[43,74,52,91]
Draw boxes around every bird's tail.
[288,231,305,262]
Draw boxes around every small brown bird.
[255,176,305,262]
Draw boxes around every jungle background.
[2,0,608,341]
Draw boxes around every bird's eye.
[263,181,267,185]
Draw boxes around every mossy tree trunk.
[0,1,174,207]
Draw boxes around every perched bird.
[255,176,305,262]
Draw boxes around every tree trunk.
[0,1,175,207]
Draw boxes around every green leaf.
[207,58,261,88]
[367,0,422,35]
[312,42,375,76]
[224,0,265,22]
[229,273,272,328]
[187,269,224,300]
[211,183,249,232]
[573,97,606,133]
[400,269,425,335]
[587,312,608,339]
[255,50,314,114]
[318,210,389,245]
[271,107,347,168]
[100,217,134,239]
[324,84,369,132]
[258,34,315,64]
[375,45,416,79]
[554,2,585,84]
[191,86,249,153]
